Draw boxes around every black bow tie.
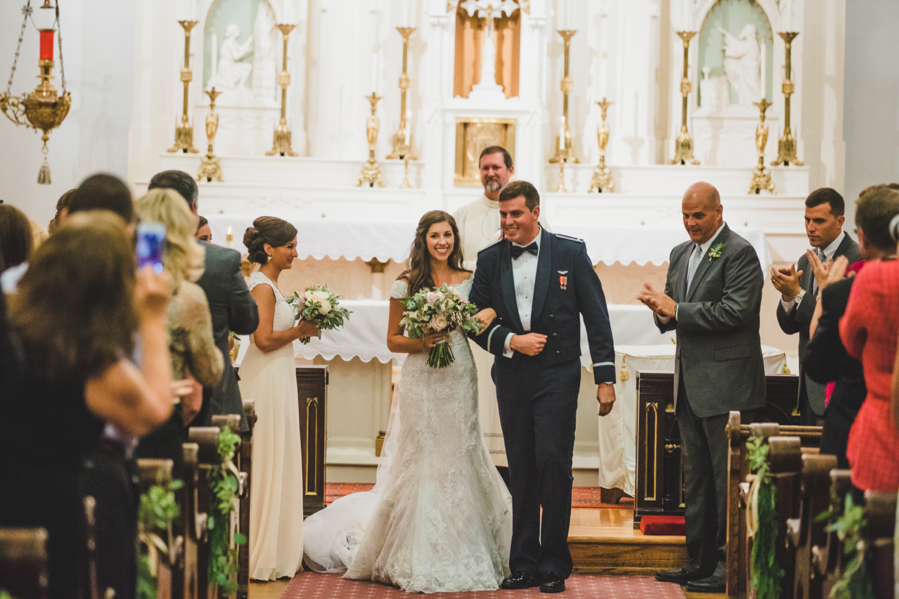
[511,242,539,259]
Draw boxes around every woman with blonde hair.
[133,188,223,472]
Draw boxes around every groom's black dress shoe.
[500,571,540,589]
[655,567,705,584]
[685,574,726,593]
[539,572,565,594]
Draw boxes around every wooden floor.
[247,508,721,599]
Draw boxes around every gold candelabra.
[772,32,803,166]
[168,20,199,154]
[266,23,298,156]
[0,2,71,185]
[749,99,775,194]
[589,98,615,193]
[550,30,579,164]
[400,155,412,189]
[197,88,223,182]
[358,93,385,187]
[387,27,416,160]
[669,31,699,165]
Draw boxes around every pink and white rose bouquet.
[287,284,352,344]
[399,284,483,368]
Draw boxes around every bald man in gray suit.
[638,182,766,593]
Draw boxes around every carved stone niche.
[452,1,521,99]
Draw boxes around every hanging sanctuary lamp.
[0,0,71,184]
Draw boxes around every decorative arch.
[452,1,521,98]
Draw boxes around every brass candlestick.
[669,31,700,165]
[749,99,775,194]
[589,98,615,193]
[386,27,416,160]
[168,20,199,154]
[266,23,298,156]
[400,155,412,189]
[555,157,568,193]
[358,93,385,187]
[550,30,579,163]
[197,88,223,182]
[772,32,803,166]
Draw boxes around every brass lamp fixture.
[772,32,803,166]
[386,27,416,160]
[589,98,615,193]
[266,23,298,157]
[357,93,384,187]
[197,88,223,182]
[0,1,71,184]
[749,98,775,194]
[549,29,579,164]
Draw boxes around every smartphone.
[136,222,166,274]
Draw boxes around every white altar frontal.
[120,0,848,488]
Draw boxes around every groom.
[469,180,616,593]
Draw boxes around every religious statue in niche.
[208,24,254,101]
[719,23,760,106]
[251,2,278,102]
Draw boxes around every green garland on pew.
[207,426,247,596]
[747,436,784,599]
[137,478,183,599]
[818,494,874,599]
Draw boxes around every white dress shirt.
[503,228,542,356]
[780,231,846,311]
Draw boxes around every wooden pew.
[787,453,838,599]
[135,459,178,599]
[209,414,249,599]
[181,442,205,599]
[766,436,803,599]
[816,469,852,599]
[863,491,896,599]
[0,527,48,599]
[725,412,822,597]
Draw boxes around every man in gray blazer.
[638,182,765,593]
[772,188,860,426]
[148,171,259,431]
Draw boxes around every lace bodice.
[389,277,473,301]
[248,272,296,334]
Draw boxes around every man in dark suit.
[805,184,899,468]
[469,180,616,594]
[638,182,765,593]
[147,170,259,431]
[772,188,861,426]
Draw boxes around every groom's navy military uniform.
[469,227,615,578]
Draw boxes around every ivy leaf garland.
[816,494,875,599]
[137,477,183,599]
[746,436,784,599]
[207,426,247,596]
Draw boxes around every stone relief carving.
[720,23,760,107]
[210,24,255,102]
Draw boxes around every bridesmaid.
[239,217,318,580]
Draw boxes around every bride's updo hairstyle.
[244,216,298,265]
[400,210,469,296]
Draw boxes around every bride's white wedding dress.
[303,278,512,593]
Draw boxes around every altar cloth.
[207,215,771,268]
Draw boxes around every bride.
[303,210,513,593]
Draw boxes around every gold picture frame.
[454,117,516,186]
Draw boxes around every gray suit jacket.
[775,234,860,416]
[196,242,259,431]
[655,224,766,418]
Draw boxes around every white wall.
[0,0,135,228]
[842,0,899,213]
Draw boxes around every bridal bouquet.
[400,284,483,369]
[287,285,352,344]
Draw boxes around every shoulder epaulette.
[554,233,584,243]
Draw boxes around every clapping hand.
[820,255,849,291]
[771,264,803,301]
[806,249,835,290]
[637,283,677,318]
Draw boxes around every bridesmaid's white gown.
[240,272,304,580]
[303,278,512,593]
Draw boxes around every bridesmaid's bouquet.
[287,285,352,344]
[400,284,483,369]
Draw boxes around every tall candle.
[39,30,54,61]
[559,116,566,151]
[599,52,608,98]
[226,226,233,248]
[371,47,379,94]
[404,0,412,26]
[759,38,766,100]
[283,0,294,24]
[566,0,574,29]
[783,0,792,31]
[682,0,691,31]
[404,110,411,146]
[211,30,218,84]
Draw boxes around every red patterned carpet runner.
[326,484,628,509]
[280,572,687,598]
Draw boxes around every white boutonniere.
[708,242,726,262]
